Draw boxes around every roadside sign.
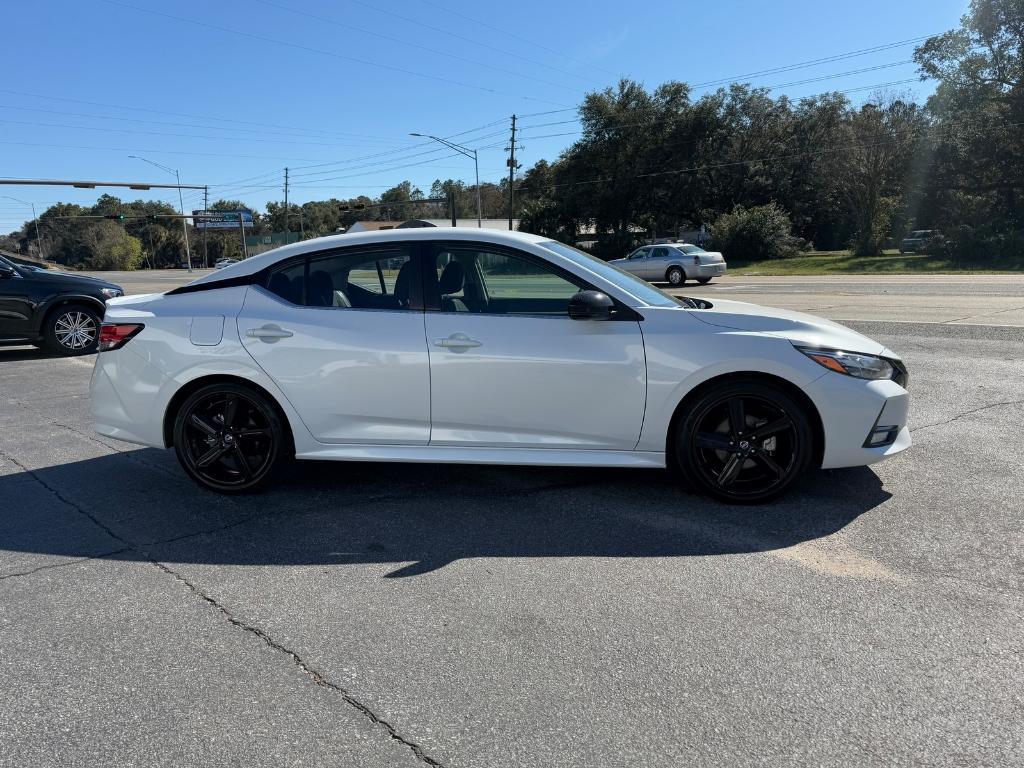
[193,209,253,229]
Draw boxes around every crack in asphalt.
[0,548,130,581]
[151,560,446,767]
[912,399,1024,434]
[0,446,448,768]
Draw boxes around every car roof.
[188,227,549,286]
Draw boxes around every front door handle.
[246,324,293,341]
[434,333,481,351]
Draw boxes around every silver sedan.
[609,243,727,286]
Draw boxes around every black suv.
[0,255,124,355]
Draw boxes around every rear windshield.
[539,240,682,308]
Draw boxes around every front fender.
[35,293,106,333]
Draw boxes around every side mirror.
[0,265,16,279]
[568,290,614,321]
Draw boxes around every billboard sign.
[193,209,254,230]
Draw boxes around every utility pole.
[283,167,289,235]
[202,185,209,268]
[507,114,517,230]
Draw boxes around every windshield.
[539,240,683,307]
[678,244,706,254]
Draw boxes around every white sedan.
[91,229,909,503]
[609,243,726,286]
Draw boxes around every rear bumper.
[90,348,170,448]
[805,374,911,469]
[688,263,727,279]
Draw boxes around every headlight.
[100,287,123,299]
[795,346,894,380]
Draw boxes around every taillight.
[98,323,144,352]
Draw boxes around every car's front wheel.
[674,380,814,503]
[44,304,101,355]
[173,383,288,493]
[666,266,686,286]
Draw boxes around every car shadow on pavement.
[0,345,90,362]
[0,447,892,578]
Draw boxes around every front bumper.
[805,373,910,469]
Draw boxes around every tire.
[44,304,101,355]
[173,383,288,493]
[674,379,814,504]
[666,266,686,286]
[696,277,712,285]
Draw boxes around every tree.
[915,0,1024,234]
[711,203,800,261]
[82,221,144,270]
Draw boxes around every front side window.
[628,248,648,260]
[538,240,683,308]
[266,246,414,310]
[428,244,583,316]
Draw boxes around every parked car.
[899,230,942,254]
[91,228,909,504]
[0,254,123,355]
[609,243,726,286]
[215,258,239,269]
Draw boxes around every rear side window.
[265,246,415,310]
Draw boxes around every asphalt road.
[1,277,1022,766]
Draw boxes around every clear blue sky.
[0,0,967,228]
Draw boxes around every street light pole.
[409,133,482,227]
[129,155,193,272]
[2,196,45,260]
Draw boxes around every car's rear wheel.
[44,304,100,355]
[666,266,686,286]
[674,380,813,504]
[696,277,712,285]
[173,383,286,493]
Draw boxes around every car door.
[648,246,671,282]
[0,260,34,340]
[624,247,650,279]
[237,243,432,445]
[422,242,646,450]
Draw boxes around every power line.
[415,0,620,79]
[0,90,415,142]
[0,118,433,148]
[347,0,605,86]
[690,33,940,88]
[0,139,316,162]
[102,0,571,108]
[0,104,419,145]
[250,0,585,94]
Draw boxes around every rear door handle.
[434,333,481,351]
[246,324,293,341]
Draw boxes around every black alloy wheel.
[675,381,813,503]
[666,266,686,286]
[173,383,286,493]
[45,304,100,355]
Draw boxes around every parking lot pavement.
[1,323,1022,766]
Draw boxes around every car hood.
[28,269,122,291]
[687,298,887,356]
